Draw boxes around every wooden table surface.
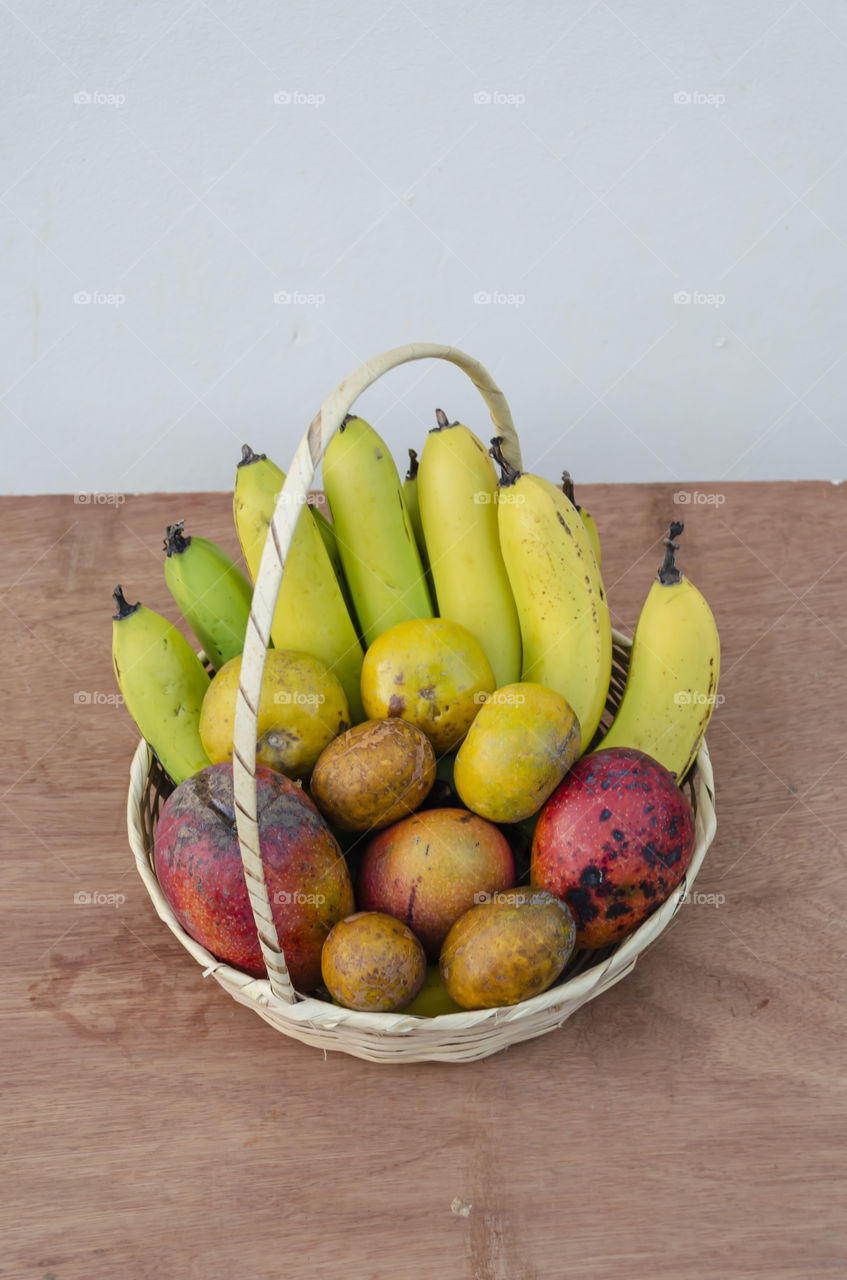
[2,483,845,1280]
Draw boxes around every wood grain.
[1,483,845,1280]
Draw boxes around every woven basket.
[126,342,717,1064]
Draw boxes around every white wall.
[3,0,846,493]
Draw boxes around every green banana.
[403,449,429,569]
[491,440,612,747]
[163,520,251,670]
[561,471,602,567]
[232,445,365,722]
[322,416,434,648]
[417,409,521,688]
[596,522,720,779]
[111,585,212,784]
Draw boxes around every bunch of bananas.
[111,410,720,789]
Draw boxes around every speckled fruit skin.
[531,747,695,949]
[439,888,577,1009]
[321,911,427,1012]
[357,808,515,960]
[154,762,354,990]
[310,718,436,832]
[454,682,581,823]
[360,618,495,753]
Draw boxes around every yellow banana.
[417,409,521,688]
[596,522,720,779]
[111,585,212,784]
[232,445,365,723]
[561,471,602,567]
[492,440,612,746]
[163,520,252,669]
[322,416,433,648]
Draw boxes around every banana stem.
[238,444,266,468]
[406,448,419,481]
[112,584,140,620]
[489,436,521,487]
[658,521,685,585]
[432,408,456,432]
[164,520,190,557]
[561,470,576,504]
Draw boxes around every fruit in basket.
[199,649,350,781]
[111,585,212,784]
[491,439,612,748]
[440,888,577,1009]
[321,912,427,1012]
[154,761,354,990]
[360,618,495,753]
[233,445,365,723]
[560,471,602,568]
[402,964,464,1017]
[323,415,433,647]
[531,747,696,948]
[163,520,252,670]
[454,682,581,822]
[310,718,436,832]
[357,808,514,959]
[596,522,720,779]
[417,409,521,687]
[402,448,430,574]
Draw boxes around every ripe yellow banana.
[164,520,252,670]
[417,410,521,688]
[232,445,365,723]
[596,522,720,779]
[561,471,602,567]
[492,440,612,746]
[111,585,212,784]
[322,416,433,648]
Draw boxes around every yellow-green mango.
[453,682,580,822]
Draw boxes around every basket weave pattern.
[125,344,717,1063]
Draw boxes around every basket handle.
[231,342,522,1002]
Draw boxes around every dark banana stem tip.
[432,408,456,432]
[406,448,419,481]
[658,521,685,585]
[489,436,521,487]
[561,470,575,504]
[238,444,266,467]
[164,520,190,557]
[112,584,140,620]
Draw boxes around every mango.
[357,807,514,959]
[310,718,435,831]
[454,683,581,822]
[321,911,427,1012]
[199,649,350,781]
[360,618,495,752]
[439,888,576,1009]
